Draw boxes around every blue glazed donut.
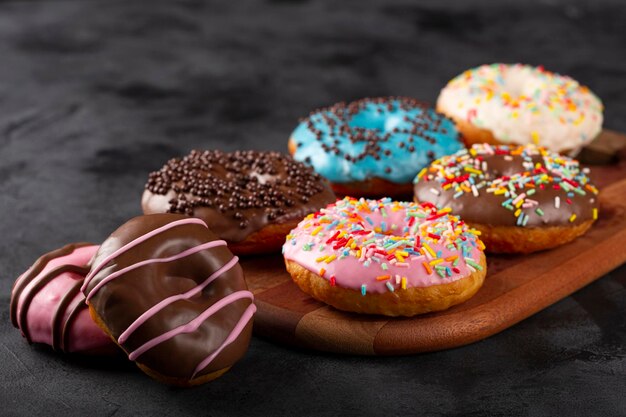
[288,97,463,198]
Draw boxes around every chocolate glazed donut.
[414,144,599,253]
[82,214,256,386]
[141,150,336,255]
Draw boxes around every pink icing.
[16,245,114,352]
[283,198,485,294]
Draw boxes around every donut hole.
[500,66,544,101]
[378,228,403,237]
[348,112,403,134]
[362,209,408,238]
[149,242,213,299]
[249,172,276,185]
[502,78,525,99]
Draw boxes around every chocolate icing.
[142,150,336,243]
[10,243,96,352]
[413,144,599,227]
[83,214,254,381]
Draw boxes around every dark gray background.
[1,0,625,416]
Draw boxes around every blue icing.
[290,97,462,184]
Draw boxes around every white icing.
[437,63,603,153]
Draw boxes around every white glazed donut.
[436,63,603,153]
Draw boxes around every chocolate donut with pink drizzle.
[82,214,256,386]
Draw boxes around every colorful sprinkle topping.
[414,143,599,228]
[283,197,485,294]
[437,64,603,152]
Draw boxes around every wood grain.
[240,130,626,356]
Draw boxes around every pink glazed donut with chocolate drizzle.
[10,243,117,354]
[82,214,256,386]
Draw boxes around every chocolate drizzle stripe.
[191,303,256,379]
[128,290,255,362]
[18,264,90,343]
[62,294,89,352]
[118,256,240,344]
[51,277,86,351]
[82,218,208,294]
[86,239,228,301]
[10,242,92,327]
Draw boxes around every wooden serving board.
[241,130,626,355]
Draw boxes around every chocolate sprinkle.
[298,97,447,164]
[143,150,336,245]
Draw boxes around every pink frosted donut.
[283,197,487,316]
[10,243,117,354]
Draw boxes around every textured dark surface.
[1,0,625,416]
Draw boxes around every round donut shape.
[283,197,487,317]
[413,143,600,253]
[142,150,336,255]
[288,97,463,199]
[82,214,256,386]
[10,243,117,355]
[437,63,603,154]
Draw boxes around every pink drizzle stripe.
[128,290,255,361]
[81,218,208,293]
[85,240,227,301]
[118,256,240,344]
[191,303,256,379]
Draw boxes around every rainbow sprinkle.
[414,143,599,228]
[283,197,485,294]
[439,64,603,151]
